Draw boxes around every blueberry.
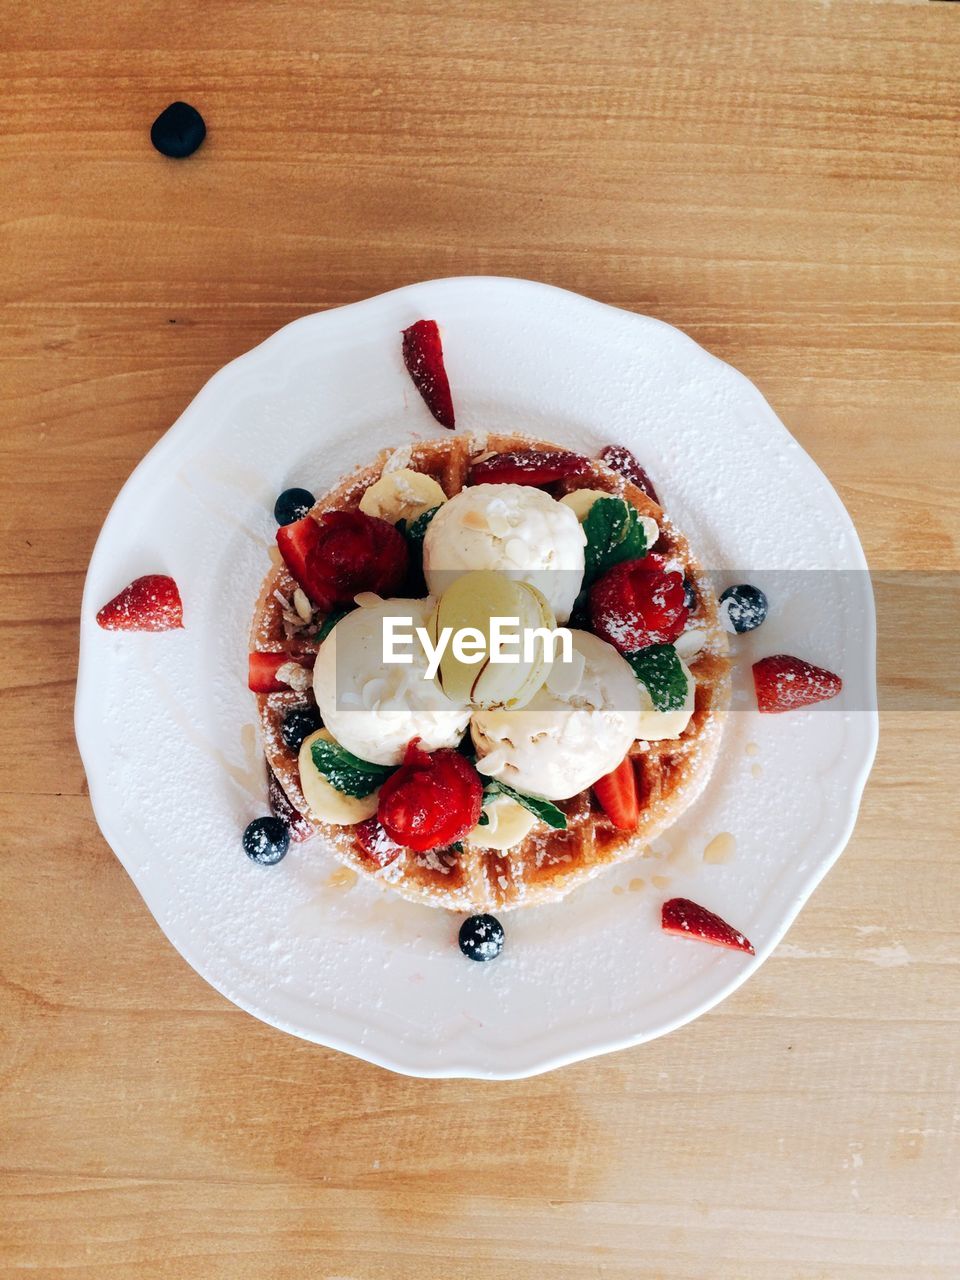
[719,583,768,634]
[243,816,289,865]
[683,576,698,612]
[274,488,315,526]
[281,705,323,754]
[458,914,504,962]
[150,101,206,158]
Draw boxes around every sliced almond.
[674,628,707,660]
[293,587,313,622]
[546,645,585,697]
[474,747,510,778]
[354,592,382,609]
[275,662,312,693]
[487,513,512,538]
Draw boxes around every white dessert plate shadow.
[76,277,877,1079]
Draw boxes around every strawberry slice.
[276,511,408,612]
[402,319,455,429]
[593,756,639,830]
[248,651,315,694]
[266,763,313,842]
[470,448,590,486]
[275,515,327,604]
[354,817,404,868]
[661,897,755,955]
[599,445,660,504]
[376,738,483,853]
[590,555,688,652]
[753,654,842,713]
[96,574,183,632]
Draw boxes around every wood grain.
[1,1,958,1276]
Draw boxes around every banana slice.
[430,571,556,709]
[465,795,536,850]
[560,488,613,521]
[298,729,379,825]
[560,489,659,547]
[635,659,696,741]
[478,581,555,709]
[359,468,446,525]
[429,570,519,704]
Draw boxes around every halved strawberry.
[402,319,455,429]
[276,511,408,612]
[590,555,688,652]
[266,763,313,842]
[275,516,326,603]
[752,654,842,714]
[354,817,404,868]
[248,651,315,694]
[470,448,590,487]
[96,574,183,632]
[593,756,639,830]
[599,445,660,504]
[377,738,483,852]
[661,897,755,955]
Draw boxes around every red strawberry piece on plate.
[590,555,689,652]
[593,755,639,830]
[266,763,313,842]
[96,574,183,632]
[661,897,755,955]
[402,319,455,429]
[470,448,590,486]
[752,654,842,713]
[598,445,660,504]
[376,738,483,853]
[248,651,315,694]
[276,511,408,612]
[354,817,405,868]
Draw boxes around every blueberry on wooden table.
[150,102,206,158]
[243,816,289,865]
[459,914,505,962]
[274,488,316,526]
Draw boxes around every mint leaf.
[567,587,591,630]
[396,505,439,596]
[407,505,440,542]
[309,736,394,798]
[583,496,649,584]
[477,810,490,826]
[315,608,350,645]
[483,778,567,830]
[626,643,688,712]
[396,504,439,543]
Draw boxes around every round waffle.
[250,434,730,911]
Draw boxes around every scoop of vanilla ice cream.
[313,598,471,766]
[422,483,586,624]
[471,630,642,800]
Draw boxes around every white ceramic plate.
[76,277,877,1078]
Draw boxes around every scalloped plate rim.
[75,276,878,1079]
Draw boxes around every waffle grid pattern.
[251,435,730,911]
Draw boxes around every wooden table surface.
[2,1,958,1276]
